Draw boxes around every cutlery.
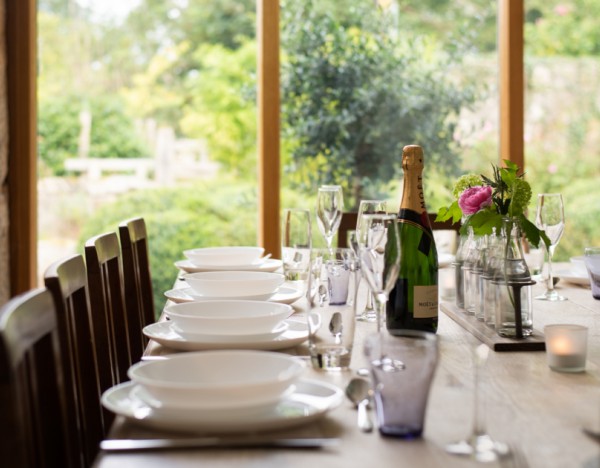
[345,377,374,433]
[100,437,340,452]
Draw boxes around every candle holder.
[544,324,588,373]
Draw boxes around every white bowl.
[183,271,284,297]
[127,350,305,409]
[164,300,293,335]
[570,256,587,275]
[184,247,265,266]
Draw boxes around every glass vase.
[494,217,536,338]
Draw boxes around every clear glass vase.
[494,217,536,338]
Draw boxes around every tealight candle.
[544,324,588,373]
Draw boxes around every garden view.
[38,0,600,315]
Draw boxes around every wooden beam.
[499,0,524,171]
[6,0,38,295]
[257,0,281,258]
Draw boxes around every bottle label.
[413,285,438,318]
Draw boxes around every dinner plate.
[143,318,309,351]
[556,269,590,287]
[164,286,303,305]
[175,258,283,273]
[102,379,343,434]
[171,320,290,341]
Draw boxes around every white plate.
[143,318,309,351]
[172,320,290,341]
[102,379,343,434]
[165,286,303,305]
[175,258,282,273]
[556,269,590,287]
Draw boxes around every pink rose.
[458,186,492,215]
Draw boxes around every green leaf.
[436,201,462,224]
[465,210,502,236]
[519,214,550,249]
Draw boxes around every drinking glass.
[446,343,509,462]
[358,213,400,330]
[281,208,312,297]
[534,193,566,301]
[316,185,344,253]
[355,200,388,322]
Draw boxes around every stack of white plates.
[145,301,309,351]
[102,351,343,433]
[176,246,283,273]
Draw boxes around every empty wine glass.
[281,208,312,298]
[445,343,510,462]
[316,185,344,253]
[534,193,566,301]
[359,213,402,372]
[356,200,388,322]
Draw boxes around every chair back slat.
[0,288,73,467]
[45,254,104,466]
[119,218,155,364]
[86,232,132,386]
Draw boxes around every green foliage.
[38,95,148,175]
[280,0,479,209]
[526,0,600,56]
[78,179,260,318]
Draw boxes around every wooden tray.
[440,302,546,352]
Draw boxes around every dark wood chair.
[85,231,132,386]
[0,288,74,468]
[44,254,105,467]
[119,217,155,364]
[337,211,461,248]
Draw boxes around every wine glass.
[355,200,388,322]
[446,343,509,462]
[281,208,312,298]
[358,214,400,333]
[534,193,566,301]
[316,185,344,253]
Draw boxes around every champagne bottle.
[386,145,438,333]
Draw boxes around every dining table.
[93,264,600,468]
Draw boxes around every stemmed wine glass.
[445,343,509,462]
[355,200,388,322]
[358,213,403,371]
[316,185,344,253]
[534,193,566,301]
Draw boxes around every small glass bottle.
[494,217,536,338]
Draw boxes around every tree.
[281,0,479,208]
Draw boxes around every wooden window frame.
[7,0,524,292]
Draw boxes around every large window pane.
[280,0,499,233]
[37,0,258,313]
[524,0,600,260]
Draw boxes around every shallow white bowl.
[183,271,284,297]
[127,350,305,409]
[184,246,265,266]
[164,300,293,335]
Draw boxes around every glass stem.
[376,298,386,334]
[366,291,374,311]
[547,249,555,292]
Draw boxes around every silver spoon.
[329,312,343,344]
[345,378,374,433]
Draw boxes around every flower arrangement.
[436,160,550,248]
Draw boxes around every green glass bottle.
[386,145,438,333]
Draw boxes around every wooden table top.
[94,268,600,468]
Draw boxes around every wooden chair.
[85,232,132,387]
[44,254,105,467]
[0,288,74,468]
[119,217,155,364]
[337,211,461,248]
